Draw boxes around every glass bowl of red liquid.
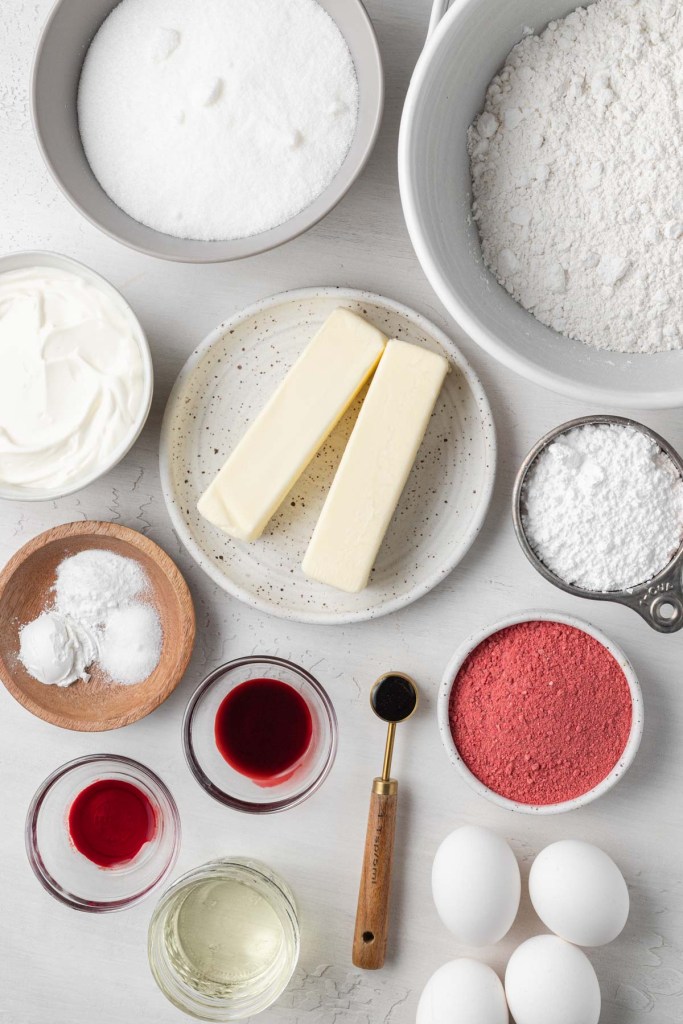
[26,754,180,911]
[183,656,338,813]
[437,611,644,814]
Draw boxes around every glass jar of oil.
[148,859,300,1020]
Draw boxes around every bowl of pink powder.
[438,612,643,814]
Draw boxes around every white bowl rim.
[158,285,497,624]
[30,0,384,265]
[398,0,683,410]
[437,609,644,815]
[0,250,154,502]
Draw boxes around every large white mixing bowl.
[399,0,683,408]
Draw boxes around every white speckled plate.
[159,289,496,623]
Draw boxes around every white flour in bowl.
[78,0,359,241]
[468,0,683,354]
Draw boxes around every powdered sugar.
[78,0,359,241]
[522,423,683,591]
[468,0,683,354]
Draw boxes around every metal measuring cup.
[512,414,683,634]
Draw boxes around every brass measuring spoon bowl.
[370,673,419,784]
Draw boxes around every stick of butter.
[302,339,449,592]
[197,309,387,541]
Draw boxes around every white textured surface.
[0,2,682,1023]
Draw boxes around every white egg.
[505,935,600,1024]
[417,959,508,1024]
[529,839,629,946]
[432,826,520,945]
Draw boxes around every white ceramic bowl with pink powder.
[437,610,644,815]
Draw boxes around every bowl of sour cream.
[0,251,153,500]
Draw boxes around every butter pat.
[303,339,449,592]
[197,309,386,541]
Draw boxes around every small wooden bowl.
[0,521,196,731]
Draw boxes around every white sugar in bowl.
[32,0,383,263]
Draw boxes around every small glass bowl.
[148,858,300,1021]
[25,754,180,911]
[183,656,338,813]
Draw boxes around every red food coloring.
[449,621,633,806]
[68,779,157,867]
[215,678,313,784]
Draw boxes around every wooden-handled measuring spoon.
[352,672,418,970]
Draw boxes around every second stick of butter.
[303,339,449,592]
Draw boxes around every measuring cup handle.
[428,0,451,38]
[624,558,683,633]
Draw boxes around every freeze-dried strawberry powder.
[448,620,633,806]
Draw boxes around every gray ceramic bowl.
[31,0,383,264]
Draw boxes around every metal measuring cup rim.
[512,414,683,633]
